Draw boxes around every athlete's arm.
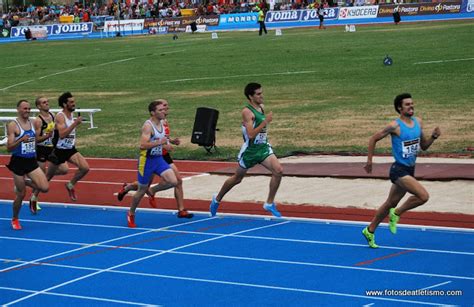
[139,122,168,150]
[364,121,398,173]
[34,117,51,142]
[56,113,82,138]
[242,108,272,139]
[6,121,27,152]
[418,117,441,150]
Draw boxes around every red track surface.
[0,156,472,229]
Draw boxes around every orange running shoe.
[29,199,37,215]
[117,183,128,201]
[148,195,158,208]
[11,218,22,230]
[127,212,136,228]
[66,183,77,201]
[177,210,194,219]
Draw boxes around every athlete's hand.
[170,138,180,145]
[432,127,441,139]
[19,135,30,143]
[74,116,83,126]
[265,111,273,124]
[364,162,372,174]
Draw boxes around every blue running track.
[1,201,473,306]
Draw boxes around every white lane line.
[419,281,452,291]
[38,67,87,80]
[2,63,32,69]
[0,216,215,274]
[1,56,139,91]
[160,71,317,83]
[0,165,206,175]
[4,221,290,305]
[414,57,474,65]
[0,260,443,306]
[0,173,209,186]
[97,57,137,66]
[0,80,35,91]
[1,222,473,280]
[0,286,155,306]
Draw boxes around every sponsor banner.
[338,5,378,20]
[378,2,461,17]
[10,23,93,38]
[461,0,474,12]
[219,13,258,25]
[104,19,145,32]
[90,15,114,28]
[266,8,339,23]
[144,15,219,32]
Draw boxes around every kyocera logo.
[340,8,348,18]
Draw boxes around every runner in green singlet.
[209,82,284,218]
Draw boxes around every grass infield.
[0,20,472,160]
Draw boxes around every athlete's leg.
[367,183,406,233]
[12,174,27,219]
[260,154,283,204]
[393,176,429,216]
[170,164,184,211]
[215,166,248,202]
[67,152,90,186]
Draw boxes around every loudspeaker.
[191,107,219,147]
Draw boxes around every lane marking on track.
[4,221,289,305]
[0,173,210,186]
[414,57,474,65]
[0,286,156,306]
[419,281,452,291]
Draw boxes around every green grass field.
[1,20,473,160]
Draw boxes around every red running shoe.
[11,218,22,230]
[65,183,77,201]
[29,199,37,215]
[127,212,136,228]
[117,183,127,201]
[148,195,158,208]
[177,210,194,219]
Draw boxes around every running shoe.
[36,203,42,211]
[11,218,22,230]
[177,210,194,219]
[263,203,282,218]
[389,208,400,234]
[148,195,158,208]
[65,183,77,201]
[127,212,136,228]
[117,183,128,201]
[209,194,220,217]
[29,198,37,215]
[362,227,379,249]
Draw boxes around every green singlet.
[237,104,274,169]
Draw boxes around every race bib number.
[21,138,36,155]
[150,146,163,156]
[402,138,420,158]
[254,132,267,145]
[63,136,76,147]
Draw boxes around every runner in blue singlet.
[5,100,49,230]
[362,93,441,248]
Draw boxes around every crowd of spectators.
[1,0,370,29]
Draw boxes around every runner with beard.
[362,93,441,248]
